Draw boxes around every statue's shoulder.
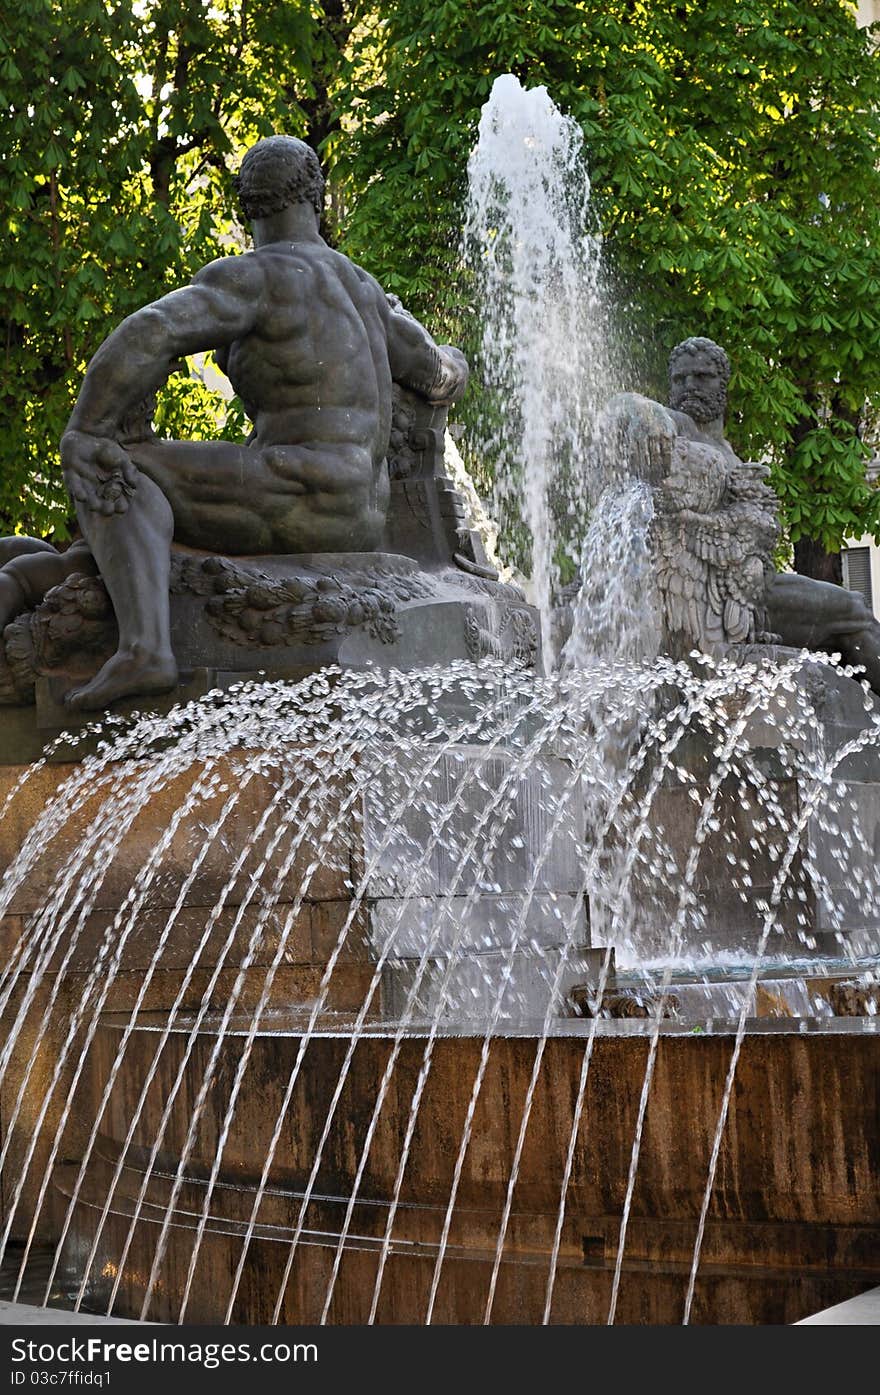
[312,245,388,311]
[191,250,267,296]
[339,251,386,299]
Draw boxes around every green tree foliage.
[3,0,880,573]
[335,0,880,570]
[0,0,340,537]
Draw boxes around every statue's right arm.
[62,256,265,513]
[598,392,678,487]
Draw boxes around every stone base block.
[616,655,880,958]
[0,738,590,1246]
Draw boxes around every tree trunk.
[789,395,844,585]
[793,536,842,585]
[297,0,352,247]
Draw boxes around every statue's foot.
[65,646,178,711]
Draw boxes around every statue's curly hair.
[668,336,731,386]
[234,136,325,221]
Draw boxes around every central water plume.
[464,74,658,668]
[465,76,609,642]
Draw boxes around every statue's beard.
[670,383,727,425]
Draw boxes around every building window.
[842,546,873,608]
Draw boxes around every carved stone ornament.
[463,604,539,667]
[169,554,435,650]
[653,442,781,652]
[567,983,680,1019]
[0,574,117,705]
[387,386,422,482]
[0,547,540,705]
[827,979,880,1017]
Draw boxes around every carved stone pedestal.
[0,551,539,760]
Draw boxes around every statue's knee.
[4,551,72,608]
[0,536,56,567]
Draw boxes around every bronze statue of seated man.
[17,136,466,711]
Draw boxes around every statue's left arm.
[62,256,264,514]
[386,310,469,405]
[363,279,468,405]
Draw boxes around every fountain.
[0,86,878,1328]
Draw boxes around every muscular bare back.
[112,233,457,554]
[220,240,395,462]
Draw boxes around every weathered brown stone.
[44,1023,880,1325]
[0,754,357,916]
[828,979,880,1017]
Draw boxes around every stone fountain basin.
[51,1012,880,1325]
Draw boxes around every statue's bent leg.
[129,438,277,553]
[0,545,97,631]
[0,537,61,629]
[767,571,880,698]
[66,472,177,711]
[0,536,57,566]
[837,626,880,697]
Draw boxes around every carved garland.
[0,555,535,705]
[463,605,539,668]
[170,555,436,649]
